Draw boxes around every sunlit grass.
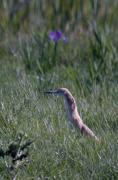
[0,56,117,179]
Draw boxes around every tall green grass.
[0,0,118,179]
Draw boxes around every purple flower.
[49,30,68,43]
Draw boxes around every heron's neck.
[63,95,77,121]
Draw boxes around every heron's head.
[45,88,77,111]
[44,88,70,96]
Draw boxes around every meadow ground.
[0,1,118,179]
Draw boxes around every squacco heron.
[45,88,99,141]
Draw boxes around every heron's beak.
[44,90,58,95]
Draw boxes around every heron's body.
[45,88,99,141]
